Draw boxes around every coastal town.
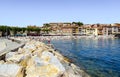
[1,0,120,76]
[1,22,120,77]
[0,22,120,77]
[0,22,120,38]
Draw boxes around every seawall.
[0,37,90,77]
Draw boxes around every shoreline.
[0,36,118,77]
[9,35,116,42]
[0,37,90,77]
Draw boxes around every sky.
[0,0,120,27]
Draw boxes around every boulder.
[41,51,65,72]
[5,52,17,59]
[26,53,65,77]
[6,54,24,63]
[19,55,31,67]
[26,64,60,77]
[0,64,24,77]
[6,51,31,63]
[23,43,36,53]
[0,41,6,52]
[61,63,90,77]
[32,47,43,57]
[34,41,43,48]
[18,48,25,54]
[0,60,4,64]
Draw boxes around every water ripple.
[52,38,120,77]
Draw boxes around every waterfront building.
[79,27,85,35]
[79,24,99,36]
[112,23,120,33]
[102,24,120,35]
[61,26,73,35]
[42,22,120,36]
[61,26,79,35]
[43,22,79,35]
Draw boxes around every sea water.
[51,38,120,77]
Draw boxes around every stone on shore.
[61,62,90,77]
[23,43,36,53]
[6,51,32,64]
[0,38,90,77]
[5,52,17,60]
[0,64,24,77]
[6,53,24,63]
[0,60,4,64]
[32,47,44,57]
[26,51,65,77]
[41,51,65,72]
[0,41,6,52]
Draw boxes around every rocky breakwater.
[0,41,6,52]
[0,40,90,77]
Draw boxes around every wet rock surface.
[0,39,90,77]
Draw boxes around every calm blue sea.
[51,38,120,77]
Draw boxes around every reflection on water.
[51,38,120,77]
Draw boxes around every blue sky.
[0,0,120,27]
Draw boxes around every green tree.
[0,25,11,36]
[27,27,33,34]
[34,28,41,34]
[27,26,41,35]
[72,22,76,24]
[72,22,83,26]
[21,27,27,33]
[10,27,22,35]
[44,24,51,28]
[77,22,83,26]
[42,28,50,34]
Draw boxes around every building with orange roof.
[42,22,120,36]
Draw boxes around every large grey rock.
[41,51,65,72]
[23,43,36,52]
[61,63,90,77]
[26,51,65,77]
[26,56,60,77]
[0,60,4,64]
[0,41,6,52]
[0,64,23,77]
[32,47,43,57]
[6,53,24,63]
[5,52,17,60]
[5,51,31,63]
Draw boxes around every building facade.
[43,22,120,36]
